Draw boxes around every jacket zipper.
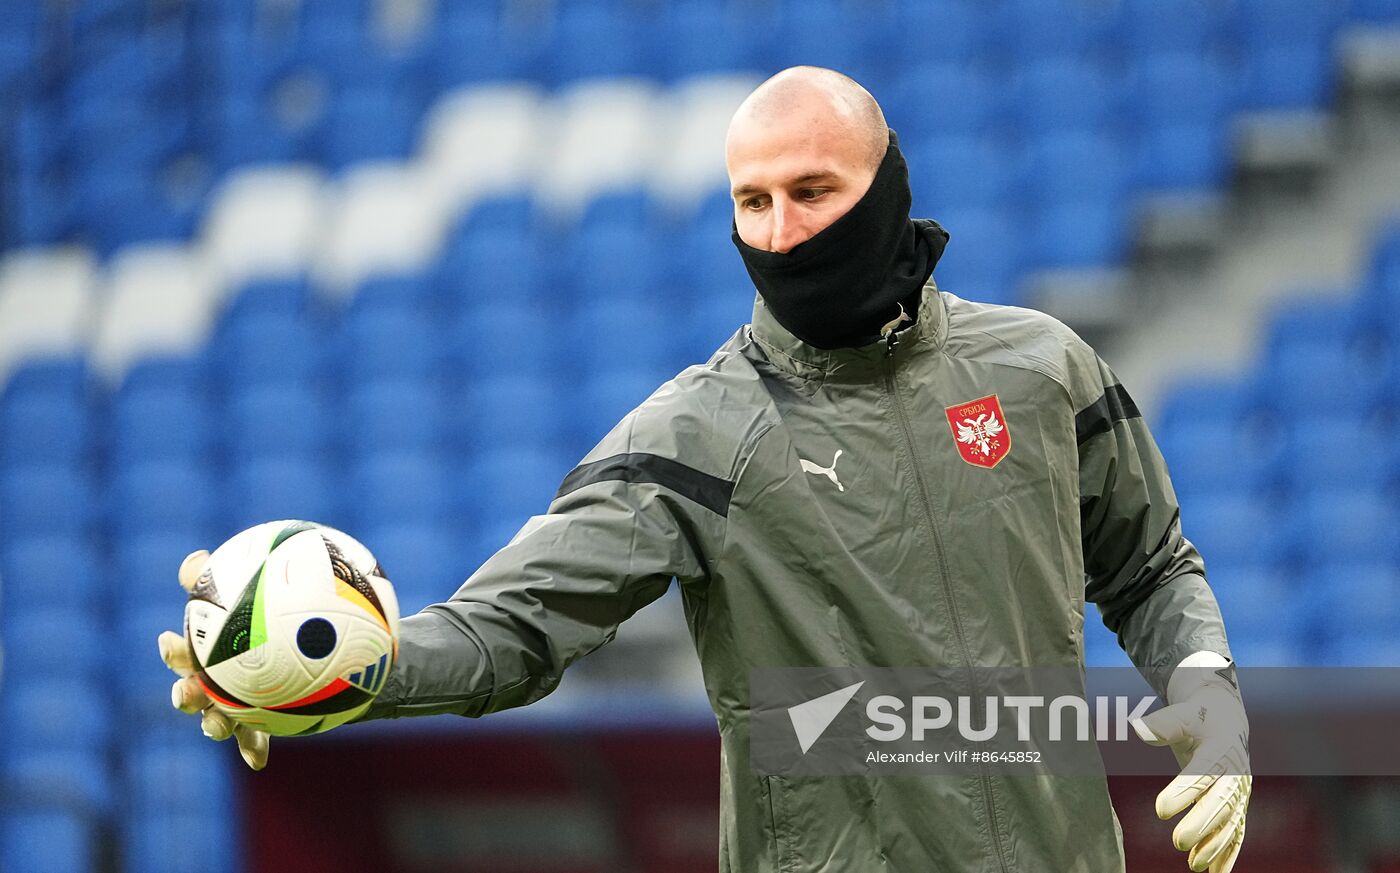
[882,355,1014,873]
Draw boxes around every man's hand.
[1131,653,1250,873]
[156,549,271,770]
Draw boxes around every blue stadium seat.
[879,0,996,69]
[1351,0,1400,23]
[338,295,443,382]
[0,811,96,873]
[1179,494,1290,567]
[111,386,215,466]
[569,370,664,448]
[208,91,302,172]
[345,378,447,455]
[1130,54,1234,192]
[1121,0,1229,55]
[1206,561,1303,642]
[568,298,681,376]
[886,65,1008,142]
[544,4,647,83]
[113,604,195,727]
[121,353,209,396]
[0,535,102,612]
[221,277,314,324]
[355,520,465,612]
[0,467,97,543]
[1234,0,1345,110]
[215,312,327,389]
[454,193,538,239]
[125,742,234,816]
[1001,0,1122,62]
[351,272,437,314]
[1,679,110,751]
[434,6,519,85]
[116,529,220,606]
[2,356,92,402]
[0,609,105,681]
[1028,200,1130,269]
[1157,420,1284,499]
[1025,131,1131,208]
[12,103,65,177]
[123,811,237,873]
[927,209,1024,307]
[906,136,1018,214]
[108,461,221,539]
[0,391,93,469]
[767,0,868,80]
[228,458,345,532]
[678,294,752,365]
[1135,123,1231,194]
[436,229,548,308]
[1016,59,1124,136]
[446,301,565,380]
[227,384,335,462]
[566,222,666,303]
[1131,53,1235,129]
[348,451,452,528]
[578,188,662,237]
[1306,562,1400,643]
[318,85,423,168]
[678,191,753,301]
[1263,343,1384,419]
[463,447,575,524]
[1155,374,1269,434]
[458,375,566,453]
[1291,490,1400,565]
[1283,418,1394,495]
[652,0,760,80]
[2,750,114,814]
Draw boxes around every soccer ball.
[184,520,400,736]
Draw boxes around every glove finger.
[158,630,197,677]
[1157,770,1216,820]
[1131,702,1196,748]
[201,707,235,741]
[171,676,210,714]
[1174,773,1244,851]
[1188,807,1241,872]
[234,725,270,771]
[177,550,210,593]
[1208,832,1243,873]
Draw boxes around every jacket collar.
[748,277,947,381]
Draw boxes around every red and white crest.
[945,394,1011,468]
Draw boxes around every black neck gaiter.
[732,130,949,349]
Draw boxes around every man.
[162,67,1250,871]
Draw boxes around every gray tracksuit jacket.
[365,281,1233,872]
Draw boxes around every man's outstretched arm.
[365,444,730,720]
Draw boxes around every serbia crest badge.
[944,394,1011,468]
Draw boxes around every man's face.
[726,107,877,254]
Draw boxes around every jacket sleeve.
[1076,356,1233,697]
[361,398,734,721]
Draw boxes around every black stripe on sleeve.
[1075,384,1141,445]
[554,452,735,517]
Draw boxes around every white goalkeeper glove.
[157,549,271,770]
[1130,651,1251,873]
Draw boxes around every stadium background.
[3,0,1400,870]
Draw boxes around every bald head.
[726,67,890,253]
[729,67,888,172]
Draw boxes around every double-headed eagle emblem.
[955,412,1005,457]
